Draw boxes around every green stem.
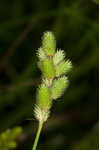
[32,121,43,150]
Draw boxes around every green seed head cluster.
[34,31,72,123]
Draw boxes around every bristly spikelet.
[34,105,42,122]
[51,76,69,100]
[36,84,51,111]
[55,60,72,77]
[42,58,55,79]
[42,32,56,56]
[37,48,46,61]
[34,105,50,122]
[53,50,65,65]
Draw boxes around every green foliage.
[71,128,99,150]
[92,0,99,5]
[0,127,22,150]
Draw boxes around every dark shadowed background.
[0,0,99,150]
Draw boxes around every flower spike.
[32,31,72,150]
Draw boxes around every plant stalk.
[32,121,43,150]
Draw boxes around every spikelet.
[34,105,50,122]
[53,50,65,65]
[51,76,69,100]
[42,58,55,79]
[42,32,56,56]
[55,59,72,77]
[36,84,51,111]
[37,47,46,61]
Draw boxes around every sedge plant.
[32,31,72,150]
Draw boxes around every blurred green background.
[0,0,99,150]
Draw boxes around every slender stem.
[32,121,43,150]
